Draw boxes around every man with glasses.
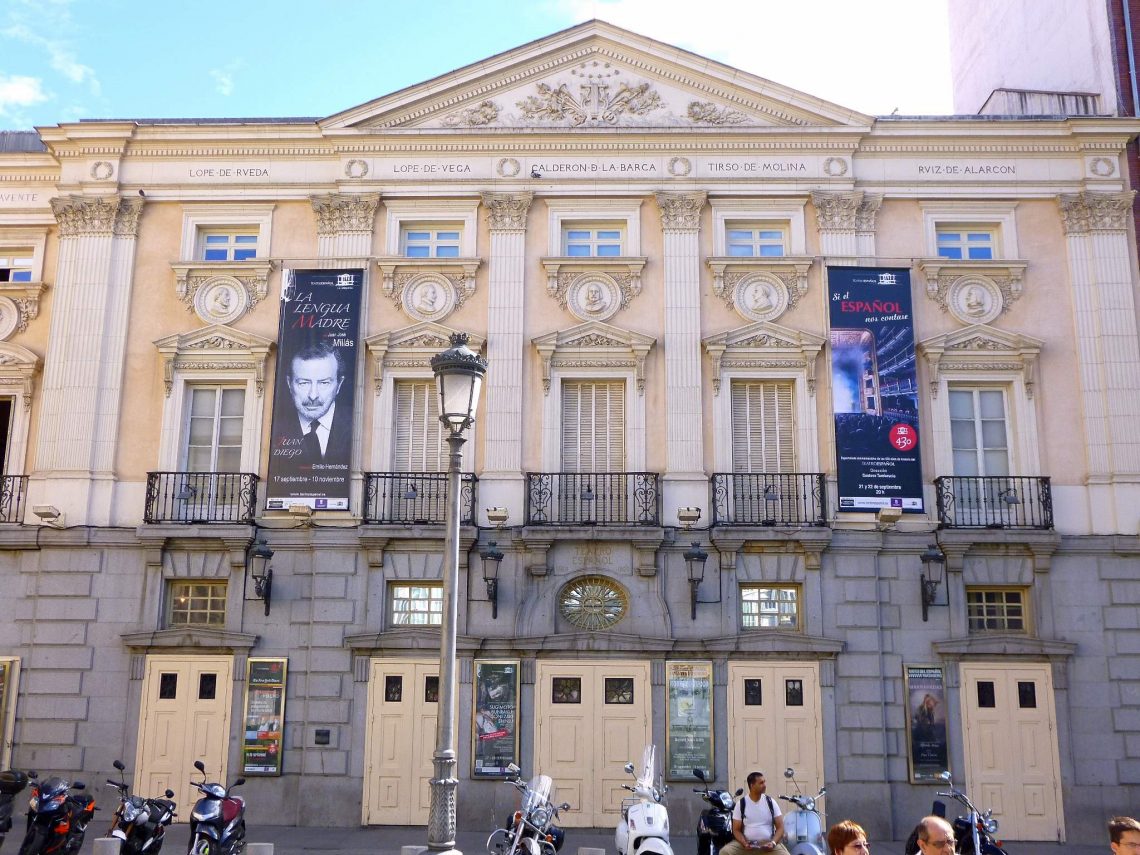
[1111,816,1140,854]
[914,816,955,854]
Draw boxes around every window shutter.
[393,380,445,472]
[731,381,794,473]
[561,381,625,471]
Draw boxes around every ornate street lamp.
[684,541,708,621]
[919,542,946,622]
[246,537,274,617]
[427,333,487,854]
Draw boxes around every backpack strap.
[766,795,776,819]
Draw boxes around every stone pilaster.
[656,192,707,519]
[479,192,533,526]
[34,195,144,523]
[1059,190,1140,532]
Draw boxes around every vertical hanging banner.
[828,266,924,513]
[266,269,363,511]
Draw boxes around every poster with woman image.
[472,660,519,777]
[904,665,949,782]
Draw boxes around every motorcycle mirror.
[73,781,86,789]
[506,762,521,776]
[113,760,125,771]
[693,769,707,782]
[938,770,952,782]
[623,762,635,774]
[734,788,743,797]
[783,767,795,779]
[560,802,571,811]
[194,761,206,773]
[233,778,246,787]
[165,790,175,798]
[819,787,827,795]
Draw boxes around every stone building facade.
[0,21,1139,842]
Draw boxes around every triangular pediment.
[703,320,826,353]
[323,21,869,131]
[366,322,486,355]
[918,324,1043,356]
[154,324,275,356]
[533,320,655,353]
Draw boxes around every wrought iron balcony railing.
[0,474,27,523]
[363,472,477,526]
[145,472,260,524]
[711,472,828,526]
[934,475,1053,529]
[525,472,661,526]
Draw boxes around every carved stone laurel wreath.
[441,100,501,127]
[173,264,270,322]
[552,270,637,320]
[394,271,464,322]
[921,267,1022,323]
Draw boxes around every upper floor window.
[390,583,443,626]
[936,228,996,260]
[950,387,1008,476]
[731,380,795,473]
[184,386,245,472]
[741,584,800,630]
[0,251,33,282]
[726,225,787,258]
[402,226,461,258]
[563,225,624,257]
[199,230,258,262]
[966,587,1028,633]
[167,581,227,627]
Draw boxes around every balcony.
[145,472,260,524]
[363,472,477,525]
[934,475,1053,530]
[0,475,27,523]
[710,473,828,527]
[525,472,661,526]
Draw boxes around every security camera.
[677,507,702,528]
[32,505,61,521]
[486,507,509,527]
[288,503,313,518]
[876,506,903,524]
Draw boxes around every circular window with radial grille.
[558,575,628,631]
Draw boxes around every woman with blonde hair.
[827,820,870,854]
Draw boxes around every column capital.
[1058,190,1136,234]
[655,191,707,231]
[51,195,144,237]
[855,193,883,232]
[810,190,863,231]
[481,192,533,230]
[310,193,380,235]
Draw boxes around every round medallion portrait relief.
[193,277,248,325]
[947,277,1002,325]
[401,274,456,322]
[0,297,19,341]
[732,273,789,322]
[567,275,621,322]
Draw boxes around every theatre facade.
[1,20,1139,841]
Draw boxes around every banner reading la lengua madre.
[828,266,923,513]
[266,269,363,511]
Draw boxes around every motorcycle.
[1,770,33,850]
[932,770,1006,855]
[691,769,741,855]
[17,774,95,855]
[105,761,176,855]
[615,745,671,855]
[486,763,569,855]
[186,761,245,855]
[777,768,827,855]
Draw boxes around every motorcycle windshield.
[522,775,554,814]
[637,745,656,787]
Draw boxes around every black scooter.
[0,770,32,850]
[106,760,177,855]
[17,774,95,855]
[186,761,245,855]
[692,769,741,855]
[905,771,1007,855]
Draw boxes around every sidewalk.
[156,824,1103,855]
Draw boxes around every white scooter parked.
[778,767,827,855]
[615,745,672,855]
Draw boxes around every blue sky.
[0,0,953,130]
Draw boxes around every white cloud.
[0,74,48,116]
[553,0,953,115]
[210,69,235,97]
[2,21,99,94]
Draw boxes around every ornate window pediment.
[540,258,648,322]
[154,325,275,398]
[0,342,39,411]
[365,322,487,394]
[532,321,656,395]
[918,324,1043,398]
[702,321,825,396]
[706,258,813,321]
[169,261,272,325]
[916,259,1028,324]
[375,258,481,322]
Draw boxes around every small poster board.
[666,661,713,781]
[0,658,19,769]
[904,664,949,783]
[242,658,288,776]
[472,660,520,777]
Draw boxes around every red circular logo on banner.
[889,423,918,452]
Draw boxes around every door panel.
[728,663,823,797]
[960,663,1064,841]
[136,655,233,820]
[363,659,445,825]
[535,661,650,827]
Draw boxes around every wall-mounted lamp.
[581,484,595,502]
[404,483,419,501]
[480,540,504,619]
[247,537,274,616]
[999,488,1021,506]
[919,542,946,622]
[684,541,708,621]
[763,484,780,502]
[174,484,196,501]
[32,504,65,528]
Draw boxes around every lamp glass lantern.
[430,332,487,431]
[248,538,274,616]
[480,541,504,620]
[919,543,946,622]
[684,541,708,620]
